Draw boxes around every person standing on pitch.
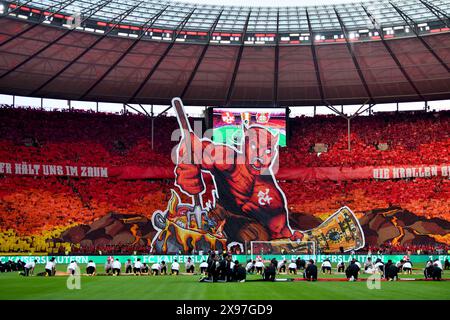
[277,259,287,273]
[125,259,133,274]
[386,261,399,281]
[424,260,433,279]
[112,259,121,276]
[67,261,78,275]
[364,257,373,272]
[105,258,113,275]
[45,257,56,276]
[432,260,442,281]
[374,258,385,278]
[288,259,297,274]
[232,261,247,282]
[185,257,195,273]
[199,260,208,274]
[304,259,318,281]
[86,260,96,276]
[263,260,277,281]
[255,258,265,274]
[321,258,332,274]
[141,263,149,274]
[200,253,220,282]
[337,261,345,273]
[171,259,180,275]
[151,262,161,275]
[246,260,255,274]
[160,261,167,275]
[296,258,306,270]
[218,253,233,282]
[345,259,360,281]
[402,259,412,275]
[133,258,143,275]
[23,260,37,276]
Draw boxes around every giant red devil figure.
[150,98,365,254]
[174,98,302,244]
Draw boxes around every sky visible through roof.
[172,0,363,7]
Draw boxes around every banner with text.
[1,161,449,181]
[1,254,448,264]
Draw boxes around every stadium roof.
[0,0,449,106]
[9,0,450,32]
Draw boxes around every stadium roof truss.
[0,0,449,106]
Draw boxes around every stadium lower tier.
[0,175,448,254]
[0,107,448,168]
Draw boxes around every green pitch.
[0,264,449,300]
[213,125,287,147]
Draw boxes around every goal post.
[250,240,316,261]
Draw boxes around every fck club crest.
[221,112,235,124]
[257,189,272,206]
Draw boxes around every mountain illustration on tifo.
[59,206,450,251]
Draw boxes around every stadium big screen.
[212,108,287,147]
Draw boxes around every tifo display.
[0,103,448,256]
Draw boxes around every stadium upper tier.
[1,0,449,33]
[0,0,449,105]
